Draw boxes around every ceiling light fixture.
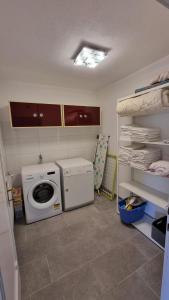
[72,43,109,68]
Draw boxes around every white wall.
[0,80,99,185]
[97,54,169,154]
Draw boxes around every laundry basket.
[118,199,146,224]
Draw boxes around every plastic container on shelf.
[118,198,146,224]
[151,216,167,248]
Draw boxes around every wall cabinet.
[10,102,62,127]
[10,102,100,127]
[64,105,100,126]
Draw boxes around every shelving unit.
[117,82,169,250]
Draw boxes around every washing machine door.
[28,180,58,209]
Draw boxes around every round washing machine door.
[28,180,58,209]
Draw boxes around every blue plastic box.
[118,198,146,224]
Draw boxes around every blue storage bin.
[118,198,146,224]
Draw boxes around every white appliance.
[22,163,62,224]
[56,158,94,211]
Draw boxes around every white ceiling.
[0,0,169,90]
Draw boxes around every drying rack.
[100,153,117,200]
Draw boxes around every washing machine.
[22,163,62,224]
[56,158,94,211]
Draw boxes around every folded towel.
[117,88,169,116]
[119,144,144,165]
[131,148,161,171]
[120,125,161,142]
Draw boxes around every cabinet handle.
[33,113,37,118]
[79,114,83,118]
[39,113,44,118]
[84,114,87,118]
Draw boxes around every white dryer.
[22,163,62,224]
[56,158,94,211]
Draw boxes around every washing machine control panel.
[25,175,35,181]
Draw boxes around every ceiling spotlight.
[72,43,110,68]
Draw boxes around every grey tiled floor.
[15,195,163,300]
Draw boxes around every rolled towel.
[162,89,169,106]
[151,71,169,85]
[148,160,169,176]
[117,88,169,116]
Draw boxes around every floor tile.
[91,240,146,293]
[58,218,96,245]
[94,195,116,212]
[102,272,159,300]
[130,232,161,260]
[17,232,59,265]
[31,263,103,300]
[17,212,104,265]
[69,264,103,300]
[137,253,164,297]
[31,264,101,300]
[93,214,137,254]
[15,200,163,300]
[62,204,100,226]
[47,238,102,282]
[20,256,51,299]
[91,226,118,253]
[26,214,67,242]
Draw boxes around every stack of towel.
[119,144,144,165]
[120,125,161,142]
[119,146,161,170]
[148,160,169,176]
[131,148,161,171]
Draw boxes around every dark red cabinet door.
[10,102,62,127]
[10,102,39,127]
[38,104,61,126]
[64,105,100,126]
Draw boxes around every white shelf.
[119,181,169,210]
[120,138,169,146]
[119,160,169,178]
[133,214,164,250]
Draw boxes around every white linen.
[117,88,169,116]
[148,160,169,176]
[119,144,143,165]
[119,146,161,171]
[120,125,161,142]
[151,71,169,85]
[131,148,161,171]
